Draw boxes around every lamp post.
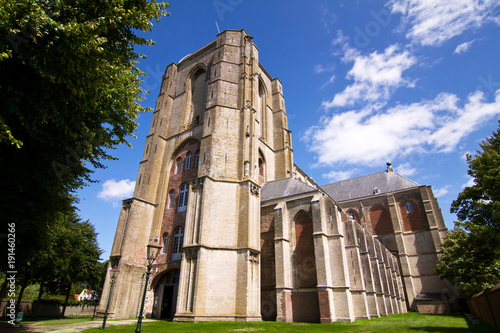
[135,242,162,333]
[101,268,119,330]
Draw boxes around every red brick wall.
[400,200,425,232]
[157,139,200,265]
[294,212,317,288]
[261,206,276,288]
[291,291,320,323]
[370,205,394,235]
[261,205,277,321]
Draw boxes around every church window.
[346,209,360,223]
[176,157,182,174]
[400,200,424,232]
[257,80,266,139]
[178,183,189,212]
[191,69,206,125]
[258,151,265,185]
[172,227,184,260]
[168,190,175,209]
[194,151,200,168]
[162,233,169,254]
[405,201,413,213]
[185,152,192,170]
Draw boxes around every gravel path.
[0,319,156,333]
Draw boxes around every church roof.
[320,170,419,202]
[261,177,318,202]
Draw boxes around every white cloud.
[323,45,416,109]
[389,0,500,46]
[453,40,476,54]
[322,170,355,182]
[428,90,500,152]
[306,89,500,167]
[462,177,476,188]
[314,63,335,74]
[396,162,417,176]
[320,6,338,34]
[98,179,135,203]
[433,186,451,197]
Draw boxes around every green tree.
[0,0,168,278]
[436,122,500,296]
[21,210,103,316]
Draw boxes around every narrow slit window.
[168,190,175,209]
[194,151,200,168]
[178,183,189,212]
[176,157,182,174]
[185,152,192,170]
[162,233,169,254]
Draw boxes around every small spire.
[386,161,394,172]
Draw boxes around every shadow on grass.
[409,328,477,332]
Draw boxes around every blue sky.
[76,0,500,260]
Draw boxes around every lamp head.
[146,242,162,267]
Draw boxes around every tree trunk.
[15,270,31,311]
[37,282,45,301]
[61,284,71,318]
[0,278,8,300]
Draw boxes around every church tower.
[100,30,293,322]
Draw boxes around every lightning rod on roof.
[215,21,220,34]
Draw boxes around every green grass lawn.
[83,313,499,333]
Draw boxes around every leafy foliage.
[17,211,102,294]
[0,0,168,274]
[436,122,500,296]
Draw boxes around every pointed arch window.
[162,233,169,254]
[194,151,200,168]
[185,152,192,170]
[168,190,175,209]
[178,183,189,212]
[172,227,184,261]
[190,68,207,125]
[176,157,182,174]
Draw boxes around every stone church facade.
[99,30,456,323]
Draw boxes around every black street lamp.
[101,268,119,330]
[135,242,162,333]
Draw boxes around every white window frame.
[172,227,184,261]
[194,151,200,168]
[162,233,169,254]
[168,190,175,209]
[178,183,189,212]
[176,157,182,174]
[185,152,192,170]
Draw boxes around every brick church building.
[99,30,457,323]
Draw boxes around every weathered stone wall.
[336,186,455,311]
[262,188,406,323]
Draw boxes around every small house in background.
[76,289,92,301]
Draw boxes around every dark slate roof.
[320,171,419,202]
[261,177,318,202]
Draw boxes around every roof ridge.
[322,170,386,187]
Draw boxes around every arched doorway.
[156,270,180,320]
